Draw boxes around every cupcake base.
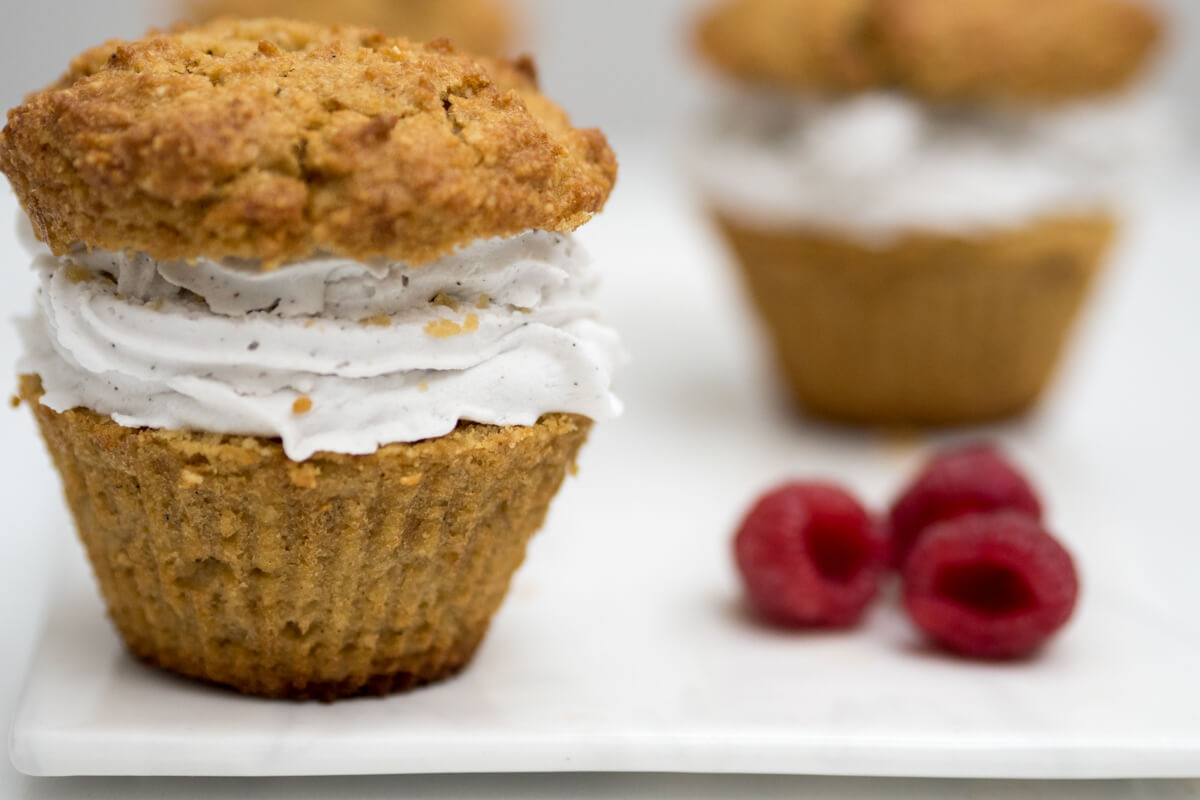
[21,375,591,701]
[716,214,1115,426]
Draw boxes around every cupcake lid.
[0,18,617,268]
[186,0,514,56]
[695,0,1162,104]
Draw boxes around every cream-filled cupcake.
[2,19,621,700]
[692,0,1163,425]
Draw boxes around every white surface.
[5,152,1200,784]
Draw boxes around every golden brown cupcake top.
[696,0,1162,103]
[0,18,616,268]
[187,0,513,56]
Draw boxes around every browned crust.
[716,214,1116,425]
[21,374,592,700]
[187,0,515,56]
[696,0,1162,103]
[0,18,616,268]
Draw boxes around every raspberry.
[902,512,1079,659]
[734,483,883,628]
[887,444,1042,568]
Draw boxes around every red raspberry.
[735,483,883,628]
[887,444,1042,568]
[902,512,1079,659]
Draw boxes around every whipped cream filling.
[20,231,625,461]
[691,90,1169,240]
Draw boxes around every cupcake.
[2,19,621,700]
[692,0,1163,426]
[187,0,514,55]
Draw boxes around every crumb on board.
[431,292,460,311]
[878,427,925,460]
[292,396,313,415]
[476,294,490,309]
[9,395,21,409]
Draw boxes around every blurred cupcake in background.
[692,0,1165,426]
[187,0,515,54]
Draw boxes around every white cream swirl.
[20,232,624,461]
[692,90,1170,240]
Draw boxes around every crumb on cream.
[424,313,480,338]
[65,264,94,284]
[360,313,392,327]
[431,292,460,311]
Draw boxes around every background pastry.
[187,0,514,55]
[693,0,1164,425]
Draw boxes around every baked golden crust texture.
[696,0,1162,103]
[188,0,513,56]
[20,374,592,700]
[0,18,616,267]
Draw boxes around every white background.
[0,1,1197,798]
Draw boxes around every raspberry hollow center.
[933,562,1037,617]
[806,525,871,583]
